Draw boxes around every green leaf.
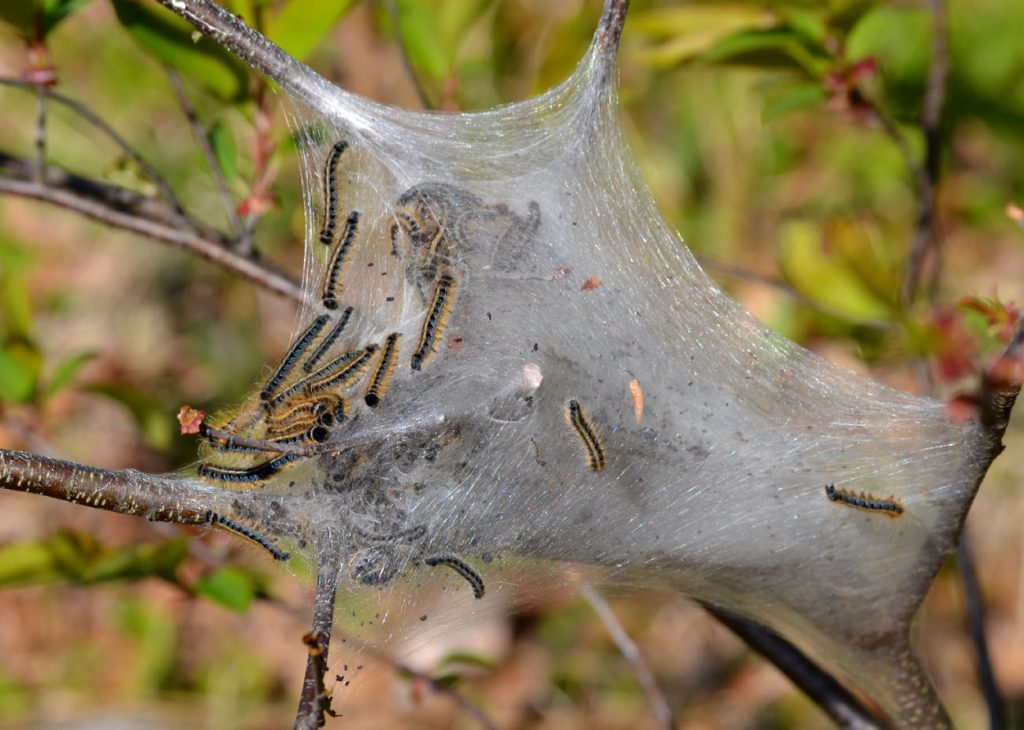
[264,0,357,61]
[42,0,94,35]
[44,350,95,398]
[1,269,35,342]
[436,651,496,672]
[0,541,60,587]
[208,121,238,180]
[395,0,451,82]
[777,220,893,322]
[698,28,828,76]
[631,4,778,68]
[762,81,826,122]
[0,346,38,403]
[196,567,256,613]
[0,4,34,36]
[111,0,249,101]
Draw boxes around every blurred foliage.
[0,0,1023,727]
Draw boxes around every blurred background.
[0,0,1022,727]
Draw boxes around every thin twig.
[707,606,886,729]
[580,582,673,729]
[295,531,342,730]
[165,67,248,246]
[0,152,303,302]
[33,85,46,184]
[386,0,435,110]
[958,527,1006,730]
[899,0,949,306]
[391,659,500,730]
[0,77,193,227]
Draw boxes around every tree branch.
[295,531,342,730]
[581,581,673,729]
[165,67,247,244]
[0,77,193,226]
[899,0,949,306]
[0,151,303,302]
[707,606,886,729]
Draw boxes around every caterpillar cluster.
[197,141,472,485]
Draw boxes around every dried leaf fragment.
[629,378,644,422]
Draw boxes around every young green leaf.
[45,351,95,399]
[196,567,256,613]
[207,121,238,180]
[264,0,357,62]
[111,0,250,101]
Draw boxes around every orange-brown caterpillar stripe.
[322,211,359,310]
[824,484,904,518]
[566,399,605,471]
[303,305,353,373]
[266,394,347,433]
[424,555,484,599]
[206,511,289,561]
[411,274,456,371]
[260,314,329,401]
[318,140,347,245]
[365,332,400,407]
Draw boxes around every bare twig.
[707,606,886,729]
[0,77,193,226]
[0,152,303,302]
[33,86,46,183]
[295,532,342,730]
[165,67,247,247]
[581,582,673,730]
[900,0,949,306]
[958,527,1006,730]
[391,659,500,730]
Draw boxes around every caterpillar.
[318,140,347,245]
[365,332,400,407]
[260,315,330,401]
[197,452,304,484]
[206,511,290,561]
[566,399,606,471]
[303,305,353,373]
[424,555,485,599]
[824,484,904,518]
[268,346,375,407]
[322,211,360,310]
[301,344,378,396]
[411,274,456,371]
[265,394,347,434]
